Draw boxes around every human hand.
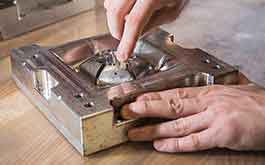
[104,0,188,62]
[121,84,265,152]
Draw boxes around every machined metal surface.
[0,0,95,40]
[11,29,239,155]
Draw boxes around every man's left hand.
[121,84,265,153]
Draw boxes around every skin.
[105,0,265,153]
[104,0,188,62]
[120,84,265,152]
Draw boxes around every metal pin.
[205,59,210,64]
[215,64,221,69]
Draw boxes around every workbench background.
[1,1,265,164]
[163,0,265,87]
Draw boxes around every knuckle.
[194,97,206,112]
[175,88,188,98]
[174,139,182,152]
[172,118,189,134]
[173,118,187,133]
[137,94,148,101]
[190,134,201,150]
[168,98,184,117]
[141,92,160,100]
[141,101,150,115]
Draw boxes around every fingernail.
[121,104,137,119]
[116,54,127,62]
[153,140,165,151]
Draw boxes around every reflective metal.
[11,29,239,155]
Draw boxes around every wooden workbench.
[1,1,265,164]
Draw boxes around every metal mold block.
[10,29,239,155]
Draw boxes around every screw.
[74,93,84,99]
[148,66,153,70]
[215,65,221,69]
[205,59,210,64]
[168,34,174,42]
[84,102,95,108]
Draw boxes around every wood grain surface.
[1,3,265,165]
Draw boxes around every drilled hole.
[214,65,221,70]
[84,102,94,108]
[74,93,84,99]
[203,59,211,64]
[33,54,39,59]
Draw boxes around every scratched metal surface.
[162,0,265,87]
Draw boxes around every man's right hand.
[104,0,188,62]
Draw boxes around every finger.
[136,92,162,101]
[121,97,205,119]
[107,83,138,100]
[107,85,124,100]
[137,86,203,101]
[153,129,216,152]
[106,0,136,39]
[128,110,213,141]
[120,82,138,94]
[116,0,156,62]
[143,0,188,33]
